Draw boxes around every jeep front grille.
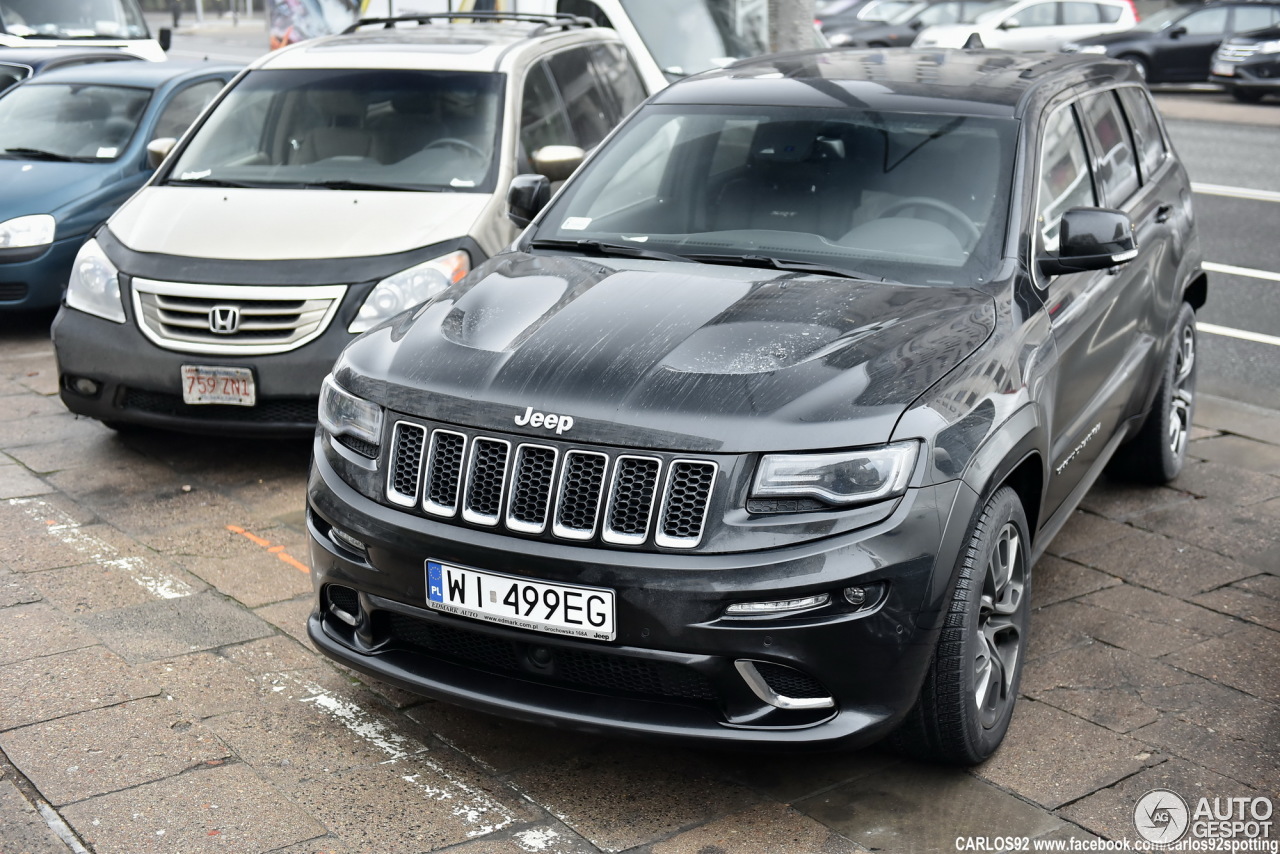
[131,278,347,355]
[385,420,718,549]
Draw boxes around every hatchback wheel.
[890,486,1030,764]
[1110,302,1197,483]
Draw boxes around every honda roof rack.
[342,12,595,37]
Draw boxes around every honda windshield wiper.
[297,179,429,192]
[2,147,77,162]
[684,253,894,283]
[166,176,259,188]
[529,238,689,263]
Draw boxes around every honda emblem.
[209,305,240,334]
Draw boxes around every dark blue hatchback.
[0,59,240,310]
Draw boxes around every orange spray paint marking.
[225,525,310,574]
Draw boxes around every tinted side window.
[1038,105,1096,252]
[154,79,225,141]
[548,47,615,150]
[521,60,574,154]
[588,42,646,119]
[1014,2,1058,25]
[1116,86,1166,183]
[1080,91,1139,205]
[1232,4,1278,31]
[1180,7,1228,34]
[1062,2,1101,23]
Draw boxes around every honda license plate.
[426,560,615,641]
[180,365,255,406]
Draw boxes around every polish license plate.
[425,560,615,641]
[1212,61,1235,77]
[180,365,256,406]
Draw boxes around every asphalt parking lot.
[1,18,1278,854]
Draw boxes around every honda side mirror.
[146,137,177,169]
[507,174,551,227]
[1039,207,1137,276]
[531,145,585,183]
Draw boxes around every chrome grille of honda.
[1217,43,1260,61]
[385,420,717,549]
[131,278,346,355]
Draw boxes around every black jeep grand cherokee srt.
[305,48,1204,763]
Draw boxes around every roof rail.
[341,12,595,36]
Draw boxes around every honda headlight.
[0,214,55,248]
[318,375,383,447]
[751,442,918,507]
[349,250,469,334]
[1259,40,1280,54]
[64,238,125,323]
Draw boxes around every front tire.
[890,486,1031,764]
[1230,88,1264,104]
[1109,302,1197,483]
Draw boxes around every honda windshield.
[527,103,1018,286]
[166,68,505,193]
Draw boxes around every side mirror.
[146,137,177,169]
[507,174,551,227]
[1039,207,1137,276]
[1167,25,1187,39]
[531,145,585,183]
[999,16,1021,29]
[158,27,173,51]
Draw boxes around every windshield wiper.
[166,177,258,188]
[297,179,427,192]
[2,147,76,162]
[529,238,689,263]
[684,253,894,282]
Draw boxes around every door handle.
[1155,203,1174,224]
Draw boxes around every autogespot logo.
[1135,789,1191,844]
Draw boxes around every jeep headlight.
[751,442,918,507]
[1259,39,1280,54]
[0,214,55,248]
[349,250,469,334]
[64,238,125,323]
[318,374,383,447]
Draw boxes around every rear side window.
[154,79,225,141]
[1232,4,1280,31]
[1012,2,1058,26]
[1116,86,1166,183]
[1038,105,1096,252]
[547,46,616,150]
[1062,2,1101,23]
[521,60,573,155]
[1079,91,1139,206]
[588,42,647,119]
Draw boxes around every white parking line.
[1192,183,1280,204]
[1204,261,1280,283]
[1197,322,1280,347]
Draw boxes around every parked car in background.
[915,0,1137,49]
[1210,21,1280,99]
[0,45,144,93]
[0,60,239,311]
[53,13,653,433]
[0,0,169,60]
[1064,0,1280,81]
[304,48,1204,761]
[826,0,1005,46]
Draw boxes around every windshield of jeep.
[529,104,1017,285]
[165,68,504,193]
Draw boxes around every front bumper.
[52,300,359,436]
[0,235,83,310]
[306,433,979,748]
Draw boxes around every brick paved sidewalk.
[1,318,1276,854]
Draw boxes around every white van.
[53,13,655,434]
[0,0,170,61]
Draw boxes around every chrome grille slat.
[386,422,426,507]
[385,421,717,549]
[462,438,511,526]
[423,430,466,517]
[1218,44,1259,60]
[602,456,662,546]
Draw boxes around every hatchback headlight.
[64,238,125,323]
[318,375,384,447]
[0,214,55,248]
[752,442,918,506]
[1076,44,1108,54]
[1259,39,1280,54]
[349,250,469,334]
